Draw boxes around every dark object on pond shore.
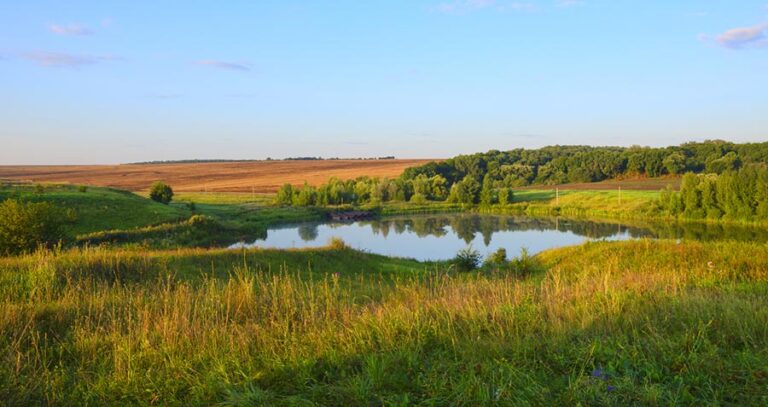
[329,211,373,221]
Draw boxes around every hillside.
[0,159,431,193]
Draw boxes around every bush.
[0,199,68,255]
[276,184,294,206]
[484,247,507,267]
[328,237,348,250]
[187,214,212,226]
[509,248,537,276]
[78,185,88,193]
[149,182,174,204]
[452,246,481,272]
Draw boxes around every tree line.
[276,172,513,207]
[658,166,768,222]
[278,140,768,207]
[403,140,768,188]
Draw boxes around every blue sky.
[1,0,767,164]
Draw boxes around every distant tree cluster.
[658,166,768,222]
[276,175,450,206]
[400,141,768,200]
[276,172,513,207]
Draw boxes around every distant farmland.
[0,159,432,193]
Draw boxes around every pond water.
[229,214,768,261]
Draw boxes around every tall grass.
[1,240,767,405]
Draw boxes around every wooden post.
[618,186,622,205]
[555,188,559,206]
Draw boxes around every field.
[3,175,768,404]
[0,159,431,193]
[2,240,767,405]
[518,176,681,191]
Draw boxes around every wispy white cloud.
[48,23,93,36]
[557,0,583,8]
[702,23,768,49]
[434,0,535,14]
[22,52,120,68]
[195,60,251,71]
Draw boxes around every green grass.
[0,184,328,248]
[510,189,661,218]
[173,192,275,206]
[2,239,767,405]
[0,184,189,236]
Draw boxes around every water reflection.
[230,214,768,261]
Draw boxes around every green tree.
[293,183,317,206]
[448,176,480,204]
[498,187,514,205]
[0,200,68,255]
[149,182,174,204]
[276,183,294,206]
[663,153,686,175]
[429,175,449,200]
[479,174,496,206]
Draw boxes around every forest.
[277,140,768,207]
[658,166,768,222]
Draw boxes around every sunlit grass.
[172,191,276,206]
[2,240,767,405]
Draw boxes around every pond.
[229,214,768,261]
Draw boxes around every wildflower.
[607,385,616,392]
[707,261,715,269]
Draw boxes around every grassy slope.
[2,240,767,405]
[0,184,326,248]
[0,184,189,236]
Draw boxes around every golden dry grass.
[0,159,431,193]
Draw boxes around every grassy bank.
[0,184,189,236]
[0,184,326,248]
[2,240,767,405]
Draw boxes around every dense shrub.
[484,247,507,267]
[328,237,348,250]
[0,199,68,255]
[452,246,481,271]
[276,183,294,206]
[149,182,174,204]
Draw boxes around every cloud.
[49,23,93,36]
[196,60,251,71]
[557,0,583,8]
[434,0,535,14]
[22,52,119,68]
[706,23,768,49]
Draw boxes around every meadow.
[2,240,767,405]
[2,176,768,405]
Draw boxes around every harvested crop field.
[0,159,432,193]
